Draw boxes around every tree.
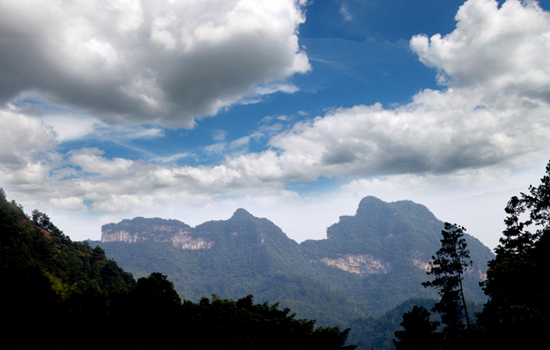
[131,272,182,310]
[422,223,472,344]
[495,161,550,256]
[476,160,550,348]
[394,306,440,350]
[179,294,357,350]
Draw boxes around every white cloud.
[251,83,300,96]
[237,0,550,181]
[411,0,550,101]
[3,0,550,249]
[40,115,99,142]
[49,197,88,212]
[211,130,228,142]
[0,110,57,165]
[69,148,134,177]
[0,0,310,127]
[151,153,192,164]
[0,110,58,190]
[5,0,550,193]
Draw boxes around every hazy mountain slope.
[300,196,493,313]
[95,208,369,326]
[93,196,494,325]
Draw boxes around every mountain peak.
[231,208,254,220]
[357,196,384,209]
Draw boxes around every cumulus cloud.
[0,110,57,167]
[69,148,134,177]
[0,0,310,127]
[40,115,99,143]
[411,0,550,101]
[3,0,550,244]
[246,0,550,179]
[49,197,88,212]
[146,0,550,186]
[0,110,58,190]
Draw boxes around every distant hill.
[93,196,494,326]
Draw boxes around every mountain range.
[92,196,494,327]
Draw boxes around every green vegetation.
[0,188,355,350]
[394,305,440,350]
[421,223,472,342]
[0,188,135,299]
[93,196,492,329]
[474,160,550,348]
[393,160,550,349]
[93,210,373,327]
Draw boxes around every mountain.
[93,196,494,326]
[0,189,356,350]
[300,196,492,313]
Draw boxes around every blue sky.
[2,0,550,249]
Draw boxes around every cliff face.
[100,209,288,251]
[101,217,214,250]
[301,196,492,283]
[320,254,390,276]
[96,197,495,321]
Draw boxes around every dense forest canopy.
[0,188,355,350]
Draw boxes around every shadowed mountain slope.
[93,196,494,325]
[300,196,492,314]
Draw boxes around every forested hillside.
[95,208,370,327]
[93,196,494,327]
[0,188,355,350]
[0,188,135,300]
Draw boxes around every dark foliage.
[0,189,135,298]
[0,188,355,350]
[172,294,356,350]
[474,161,550,349]
[393,306,440,350]
[347,297,484,350]
[421,222,472,344]
[393,160,550,350]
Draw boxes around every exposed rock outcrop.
[101,218,213,250]
[320,254,390,276]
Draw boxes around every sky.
[2,0,550,250]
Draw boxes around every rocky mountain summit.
[102,217,213,250]
[302,196,490,281]
[95,196,494,325]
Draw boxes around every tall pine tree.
[422,223,472,346]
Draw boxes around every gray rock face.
[101,217,214,250]
[320,254,390,276]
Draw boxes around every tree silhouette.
[422,222,472,344]
[394,305,440,350]
[131,272,182,309]
[476,160,550,348]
